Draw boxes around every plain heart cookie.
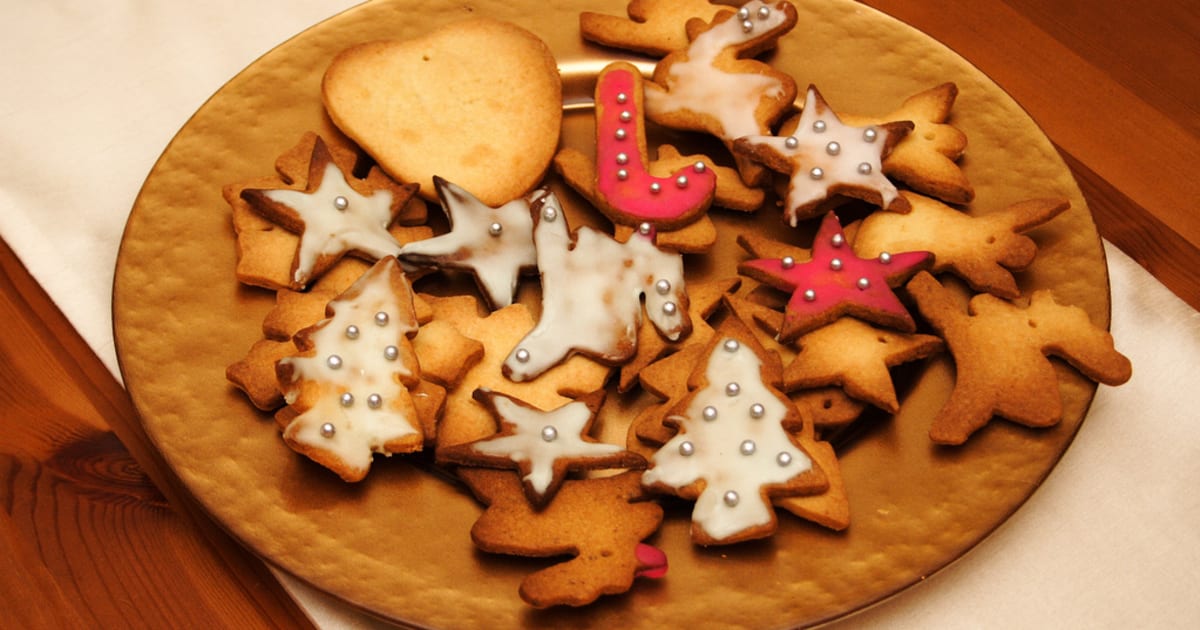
[322,18,562,207]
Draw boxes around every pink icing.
[634,543,668,579]
[739,212,930,337]
[595,64,716,228]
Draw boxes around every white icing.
[265,162,399,285]
[642,336,813,542]
[741,87,901,226]
[645,0,791,140]
[279,260,421,473]
[503,192,689,381]
[467,392,626,498]
[397,180,539,308]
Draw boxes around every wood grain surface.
[1,1,1195,627]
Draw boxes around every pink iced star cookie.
[738,212,930,341]
[733,86,913,226]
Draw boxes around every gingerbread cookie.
[838,83,973,204]
[907,272,1132,444]
[274,257,426,481]
[733,86,913,226]
[855,191,1070,299]
[438,389,644,506]
[458,468,665,608]
[642,316,828,545]
[645,0,800,185]
[322,18,562,207]
[580,0,730,57]
[233,133,422,290]
[397,178,540,309]
[502,192,691,382]
[738,212,931,341]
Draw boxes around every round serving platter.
[113,0,1110,627]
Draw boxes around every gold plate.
[113,0,1110,627]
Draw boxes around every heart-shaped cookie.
[323,18,562,207]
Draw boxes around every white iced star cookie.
[240,136,418,289]
[438,389,645,506]
[398,177,539,309]
[733,85,913,226]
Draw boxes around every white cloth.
[2,2,1196,628]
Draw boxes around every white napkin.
[2,2,1197,628]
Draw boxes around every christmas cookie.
[641,316,828,545]
[738,211,931,341]
[733,86,913,226]
[274,257,427,482]
[502,191,691,382]
[854,191,1070,299]
[907,272,1132,444]
[397,178,540,309]
[645,0,800,185]
[458,468,665,608]
[322,18,562,207]
[580,0,730,57]
[228,133,426,290]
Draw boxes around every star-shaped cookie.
[438,389,644,506]
[738,212,931,341]
[733,86,913,226]
[239,135,419,289]
[398,177,539,309]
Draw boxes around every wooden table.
[2,1,1195,627]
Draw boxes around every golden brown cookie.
[580,0,730,57]
[907,272,1132,444]
[322,18,562,207]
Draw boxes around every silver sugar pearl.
[813,120,827,133]
[333,196,349,211]
[616,92,628,104]
[662,301,678,316]
[616,152,629,165]
[726,382,741,397]
[616,168,629,181]
[655,279,672,295]
[826,141,842,156]
[879,252,892,264]
[830,258,843,271]
[810,167,824,180]
[620,110,633,123]
[340,393,354,407]
[374,311,390,326]
[679,441,695,456]
[541,426,558,442]
[649,182,662,194]
[740,439,757,456]
[863,127,878,142]
[723,490,740,507]
[723,339,741,353]
[781,256,795,269]
[757,6,771,19]
[784,136,799,149]
[750,403,766,419]
[857,277,871,290]
[345,325,360,339]
[488,222,503,236]
[702,406,719,421]
[639,222,653,235]
[384,345,399,361]
[515,348,531,363]
[693,161,707,173]
[803,289,817,302]
[857,162,873,175]
[615,128,628,140]
[831,233,845,248]
[741,19,754,32]
[737,7,750,19]
[777,452,793,466]
[367,393,383,409]
[326,354,343,370]
[320,422,336,438]
[542,206,558,221]
[676,175,689,188]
